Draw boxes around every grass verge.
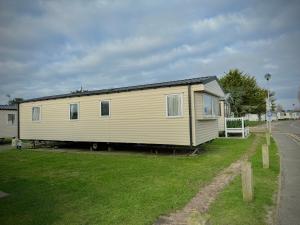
[0,135,256,225]
[208,135,280,225]
[247,121,266,127]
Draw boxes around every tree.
[219,69,275,117]
[8,97,24,105]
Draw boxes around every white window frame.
[7,113,16,126]
[69,103,80,120]
[166,93,183,118]
[100,100,111,117]
[32,106,42,122]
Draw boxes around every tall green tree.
[219,69,275,117]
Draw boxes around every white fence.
[225,117,250,138]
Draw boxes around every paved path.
[272,120,300,225]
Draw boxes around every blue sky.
[0,0,299,109]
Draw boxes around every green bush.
[226,119,249,128]
[244,120,250,127]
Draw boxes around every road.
[272,120,300,225]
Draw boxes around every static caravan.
[19,76,225,148]
[277,112,284,120]
[245,114,260,121]
[284,112,292,120]
[271,112,278,121]
[0,105,18,140]
[218,100,226,132]
[292,112,300,120]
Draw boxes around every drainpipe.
[188,85,193,147]
[17,103,20,139]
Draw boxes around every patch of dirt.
[266,191,280,225]
[154,135,260,225]
[0,191,9,198]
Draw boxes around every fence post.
[225,118,228,138]
[266,132,270,146]
[241,161,253,202]
[242,118,245,138]
[262,144,269,169]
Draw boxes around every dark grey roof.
[21,76,217,103]
[0,105,18,110]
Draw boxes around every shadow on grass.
[0,178,66,225]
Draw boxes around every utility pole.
[264,73,272,134]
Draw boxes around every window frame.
[32,106,42,122]
[69,103,80,120]
[203,94,218,117]
[165,93,183,118]
[100,100,111,117]
[7,113,16,126]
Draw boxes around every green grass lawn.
[208,136,280,225]
[247,121,266,127]
[0,136,255,225]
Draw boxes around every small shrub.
[226,119,249,128]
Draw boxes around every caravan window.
[100,100,110,117]
[8,114,15,125]
[204,94,213,115]
[69,103,79,120]
[166,94,183,117]
[32,107,41,121]
[203,94,218,116]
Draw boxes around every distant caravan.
[0,105,18,141]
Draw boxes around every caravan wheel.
[91,143,99,150]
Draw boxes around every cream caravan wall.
[218,101,225,131]
[0,110,18,138]
[20,86,190,146]
[195,120,218,145]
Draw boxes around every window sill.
[100,115,111,118]
[197,116,218,120]
[166,115,184,119]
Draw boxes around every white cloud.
[263,64,279,70]
[191,13,246,32]
[0,0,299,110]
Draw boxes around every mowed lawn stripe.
[0,135,255,225]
